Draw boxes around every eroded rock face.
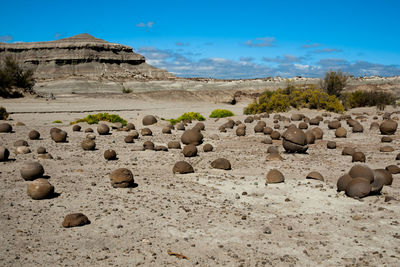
[0,33,175,81]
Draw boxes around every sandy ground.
[0,95,399,266]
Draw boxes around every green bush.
[209,109,234,118]
[341,90,397,110]
[0,56,35,98]
[52,120,62,124]
[321,70,348,97]
[70,113,127,126]
[168,112,205,125]
[122,87,132,93]
[0,106,9,120]
[244,86,345,114]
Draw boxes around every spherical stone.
[267,146,279,154]
[14,140,28,147]
[306,171,324,181]
[380,120,398,135]
[303,130,315,144]
[380,146,394,152]
[203,143,213,152]
[126,123,135,130]
[266,169,285,184]
[352,152,366,163]
[337,174,352,192]
[176,123,185,131]
[335,127,347,138]
[0,146,10,161]
[162,127,172,134]
[51,130,67,142]
[254,123,265,133]
[381,136,392,143]
[72,125,81,132]
[386,165,400,174]
[172,161,194,174]
[266,152,283,161]
[27,178,54,200]
[154,145,168,151]
[97,124,110,135]
[86,134,96,140]
[345,178,371,198]
[283,139,308,153]
[282,127,306,145]
[261,137,272,144]
[37,147,46,154]
[263,126,273,135]
[193,122,205,131]
[244,116,254,123]
[104,149,117,160]
[129,130,139,139]
[219,126,226,132]
[349,165,374,183]
[342,147,355,156]
[182,144,197,157]
[211,158,231,170]
[291,114,303,121]
[309,118,320,125]
[327,141,336,149]
[84,128,94,133]
[28,130,40,140]
[236,127,246,136]
[62,213,90,228]
[0,123,12,133]
[181,129,203,146]
[328,120,341,129]
[370,176,385,194]
[274,124,280,129]
[167,141,181,149]
[109,168,134,188]
[352,123,363,133]
[20,161,44,181]
[50,127,61,135]
[370,122,380,130]
[143,141,155,150]
[142,115,157,126]
[16,146,31,154]
[81,139,96,151]
[298,122,308,129]
[141,128,153,136]
[270,131,281,140]
[223,120,235,129]
[373,169,393,186]
[311,127,323,139]
[124,135,135,143]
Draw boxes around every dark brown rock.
[0,123,12,133]
[28,130,40,140]
[311,127,323,139]
[14,140,28,147]
[380,120,398,135]
[142,115,157,126]
[352,152,366,163]
[182,144,197,157]
[328,120,341,129]
[72,125,81,132]
[270,131,281,140]
[305,130,315,144]
[263,126,273,135]
[167,141,181,149]
[306,171,324,181]
[81,139,96,150]
[373,169,393,186]
[349,165,374,183]
[381,136,392,143]
[380,146,394,152]
[173,161,194,174]
[345,178,371,198]
[37,147,46,154]
[104,149,117,160]
[337,174,352,192]
[129,130,139,139]
[154,145,168,151]
[211,158,231,170]
[203,143,213,152]
[386,165,400,174]
[282,127,308,153]
[141,128,152,136]
[62,213,90,228]
[97,124,110,135]
[162,127,172,134]
[342,147,355,156]
[266,169,285,183]
[20,161,44,180]
[327,141,336,149]
[84,128,93,133]
[126,123,135,130]
[143,141,154,150]
[27,178,54,200]
[335,127,347,138]
[0,146,10,161]
[181,129,203,145]
[109,168,134,188]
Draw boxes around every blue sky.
[1,0,400,79]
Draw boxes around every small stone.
[62,213,90,228]
[266,169,284,183]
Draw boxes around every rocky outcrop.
[0,33,175,82]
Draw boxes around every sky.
[1,0,400,79]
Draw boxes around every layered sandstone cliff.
[0,33,175,81]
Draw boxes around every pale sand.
[0,94,399,266]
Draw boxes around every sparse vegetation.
[52,120,62,124]
[321,70,348,97]
[70,113,127,126]
[168,112,205,125]
[122,86,132,93]
[0,106,9,120]
[0,56,35,98]
[244,85,345,114]
[209,109,234,118]
[341,90,397,110]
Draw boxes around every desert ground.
[0,93,399,266]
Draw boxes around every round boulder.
[203,143,213,152]
[305,130,315,144]
[345,178,371,198]
[97,124,110,135]
[328,120,341,129]
[337,174,352,192]
[62,213,90,228]
[28,130,40,140]
[282,127,308,153]
[0,146,10,161]
[349,164,374,183]
[342,147,355,156]
[81,139,96,151]
[14,140,28,147]
[37,147,46,154]
[51,130,67,142]
[181,129,203,146]
[20,161,44,181]
[352,152,366,163]
[142,115,157,126]
[380,146,394,152]
[373,169,393,186]
[335,127,347,138]
[173,161,194,174]
[72,125,81,132]
[211,158,231,170]
[182,144,197,157]
[311,127,323,139]
[109,168,134,188]
[380,120,397,135]
[0,123,12,133]
[270,131,281,140]
[27,178,54,200]
[266,169,285,183]
[306,171,324,181]
[167,141,181,149]
[327,141,336,149]
[141,128,152,136]
[162,127,172,134]
[104,149,117,160]
[126,123,135,130]
[143,141,155,150]
[386,165,400,174]
[124,135,135,143]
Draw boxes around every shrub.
[209,109,234,118]
[0,56,35,97]
[321,70,348,97]
[341,90,397,110]
[122,87,132,94]
[168,112,205,125]
[0,106,9,120]
[244,86,345,114]
[70,113,127,126]
[52,120,62,124]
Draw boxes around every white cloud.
[136,21,154,29]
[244,37,275,47]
